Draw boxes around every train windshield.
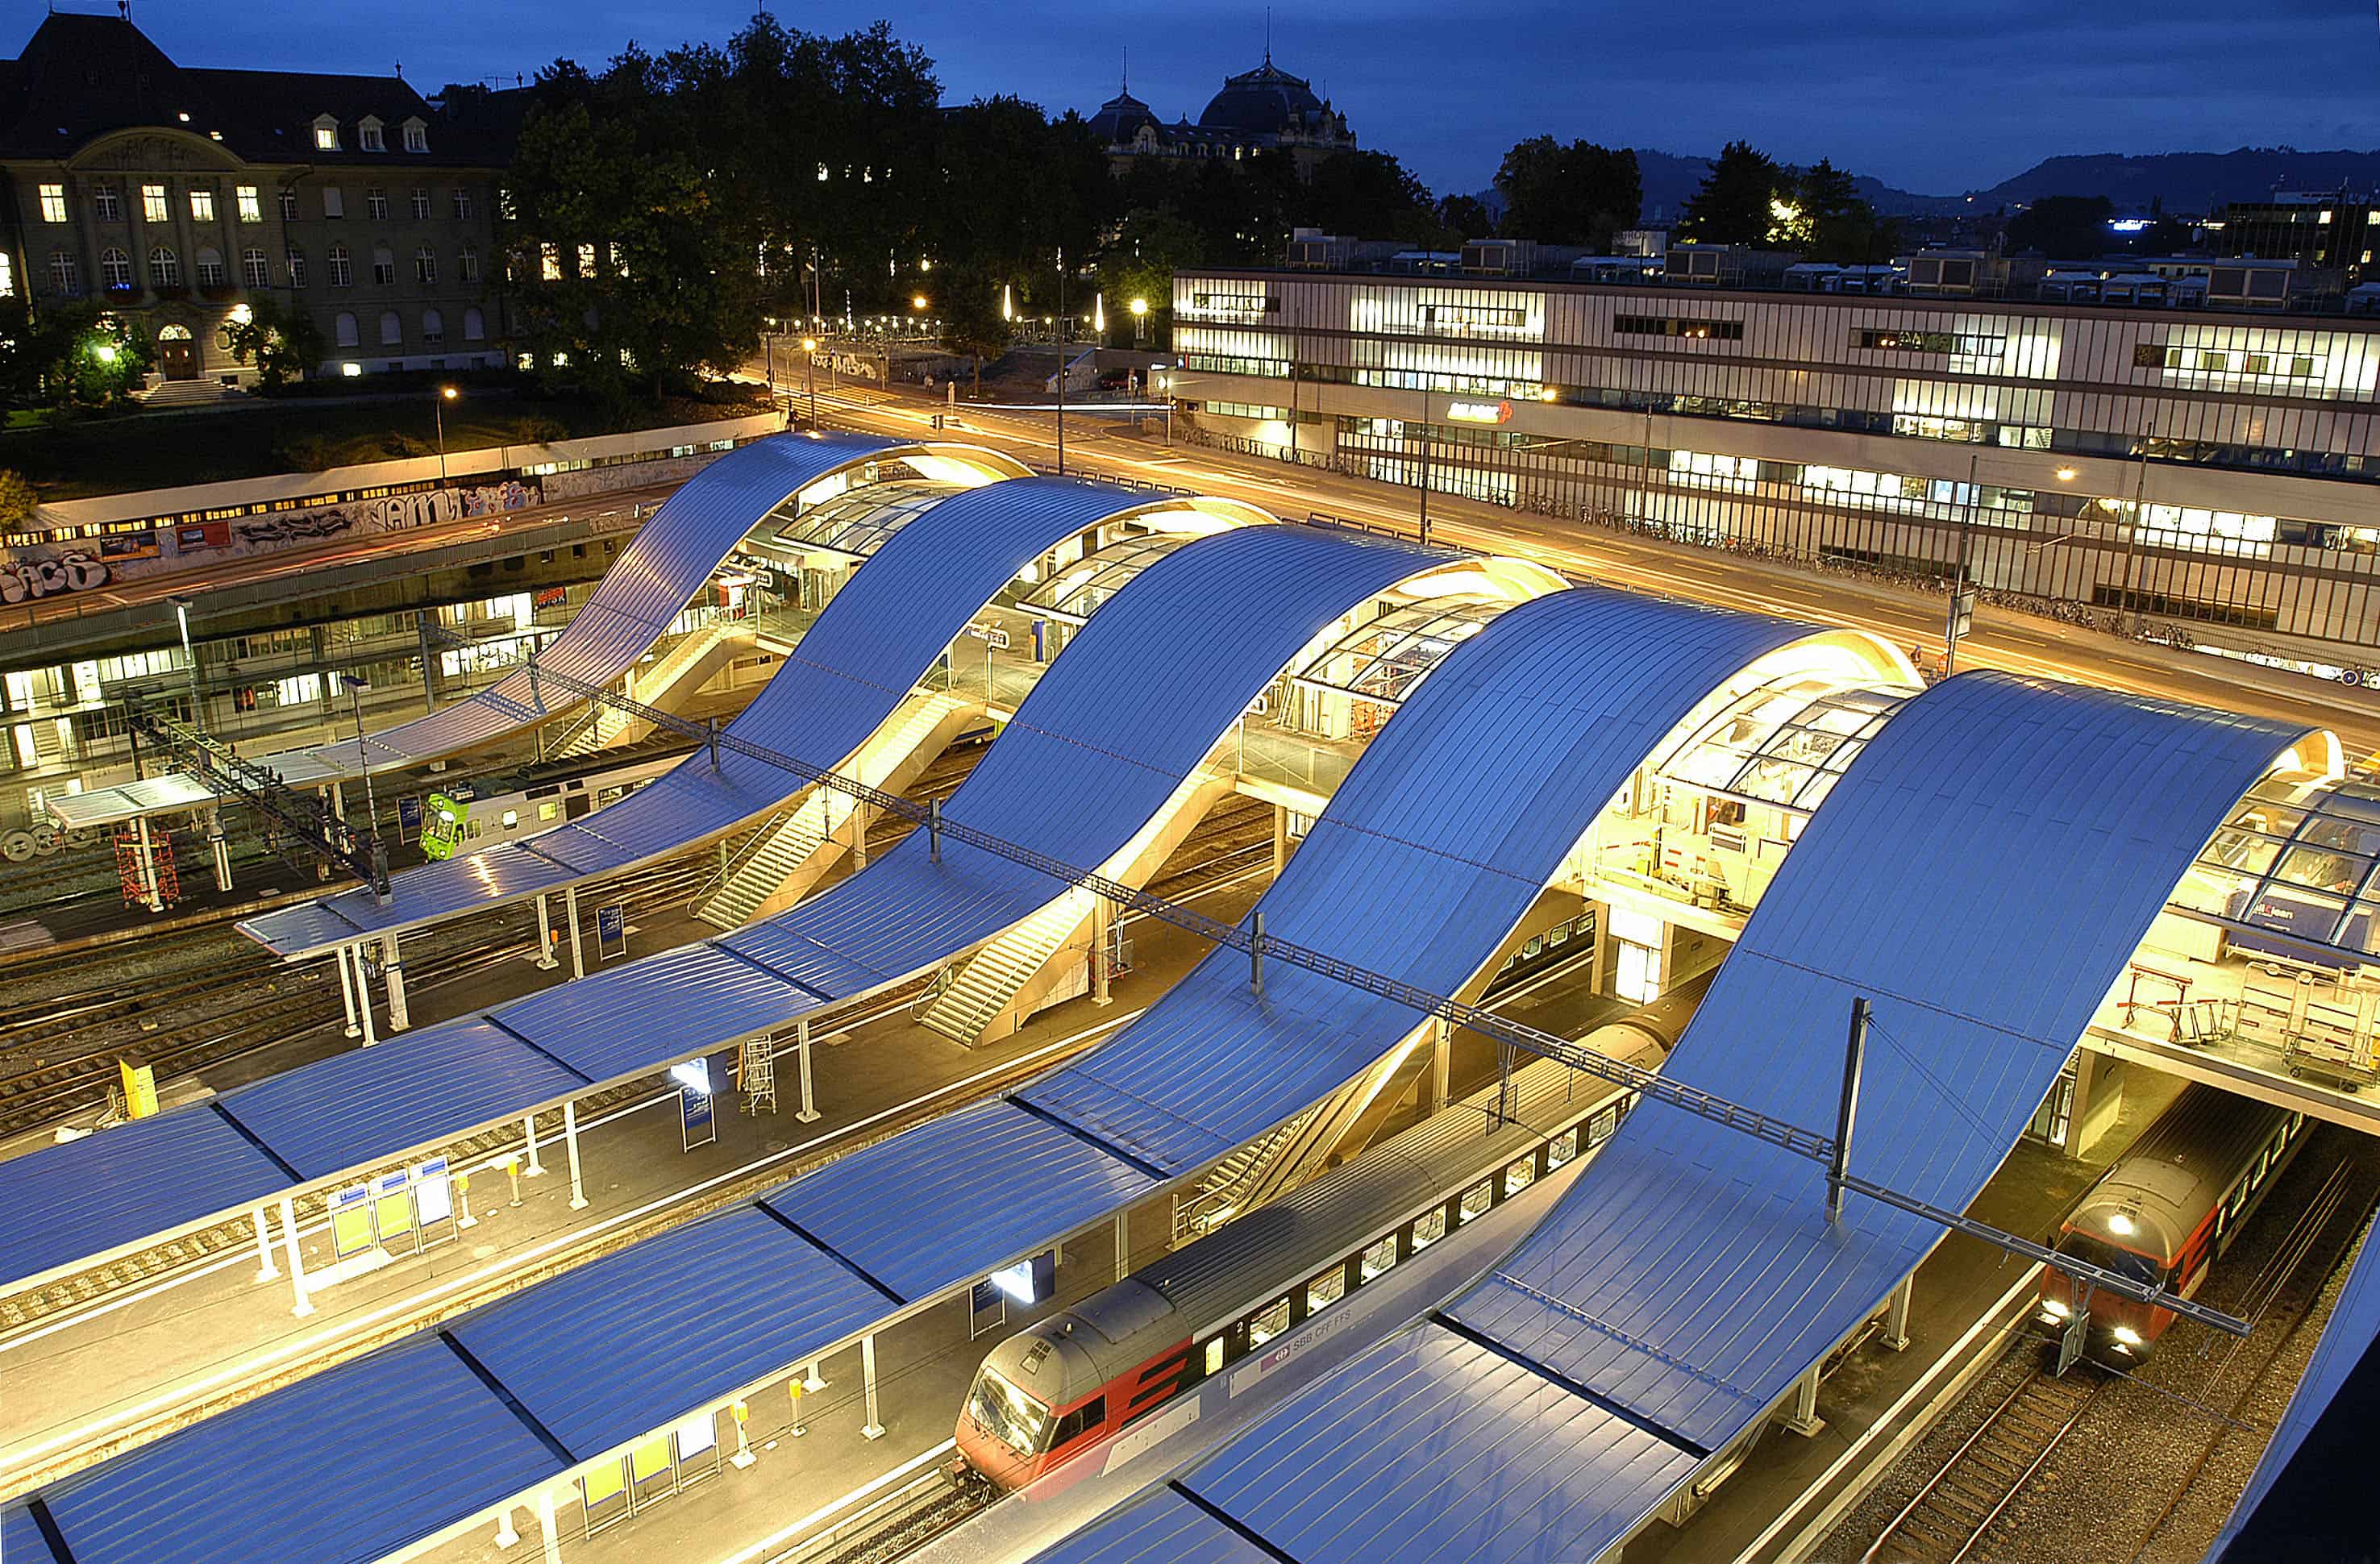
[964,1365,1051,1458]
[2057,1233,2166,1290]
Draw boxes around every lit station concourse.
[0,512,1583,1537]
[1026,675,2338,1564]
[37,431,1030,915]
[0,586,1917,1564]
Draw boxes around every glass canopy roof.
[2173,776,2380,954]
[1017,530,1200,623]
[1653,677,1916,813]
[765,480,961,559]
[1292,601,1514,706]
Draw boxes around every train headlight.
[2113,1325,2142,1346]
[2041,1298,2070,1321]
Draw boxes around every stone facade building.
[0,10,521,394]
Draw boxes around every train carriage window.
[538,801,562,822]
[1249,1297,1291,1348]
[1590,1104,1620,1145]
[1504,1156,1537,1196]
[1049,1396,1106,1448]
[1458,1179,1494,1224]
[1547,1127,1579,1169]
[1204,1337,1224,1376]
[1412,1208,1447,1251]
[1308,1269,1346,1313]
[1361,1233,1397,1280]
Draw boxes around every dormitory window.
[463,306,485,340]
[0,253,14,297]
[236,185,261,223]
[414,246,437,285]
[335,311,358,347]
[141,184,168,223]
[379,310,401,345]
[49,252,78,297]
[37,184,64,223]
[451,189,473,221]
[94,185,119,221]
[404,123,428,153]
[278,190,298,222]
[422,308,444,347]
[326,244,352,287]
[360,123,385,152]
[458,245,479,284]
[193,247,225,288]
[372,245,395,285]
[242,248,269,288]
[285,247,306,287]
[99,247,131,290]
[366,187,388,220]
[322,187,345,219]
[410,188,431,221]
[314,119,340,151]
[188,188,214,222]
[148,247,181,288]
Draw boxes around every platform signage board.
[597,904,627,962]
[676,1058,718,1150]
[329,1184,374,1260]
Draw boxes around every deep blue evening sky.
[95,1,2378,196]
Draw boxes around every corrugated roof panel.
[717,921,897,997]
[1444,674,2307,1456]
[760,1100,1157,1302]
[750,525,1447,988]
[1030,1488,1276,1564]
[239,475,1175,957]
[38,1333,560,1564]
[214,1017,588,1180]
[0,1105,294,1291]
[497,943,823,1081]
[447,1205,889,1459]
[1020,590,1818,1175]
[1,1503,64,1564]
[1176,1322,1698,1564]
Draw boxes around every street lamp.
[434,384,459,484]
[1129,295,1149,347]
[799,337,819,426]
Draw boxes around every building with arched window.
[1088,50,1355,175]
[0,10,522,393]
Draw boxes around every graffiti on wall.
[233,480,537,547]
[0,551,108,605]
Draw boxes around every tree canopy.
[2005,195,2117,258]
[1493,136,1641,247]
[1679,140,1783,245]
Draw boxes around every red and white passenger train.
[2038,1081,2307,1362]
[955,987,1700,1492]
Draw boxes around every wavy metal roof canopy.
[1059,674,2313,1564]
[45,432,1030,831]
[237,476,1259,959]
[0,580,1883,1564]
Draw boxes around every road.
[774,375,2380,760]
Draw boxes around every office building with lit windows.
[1169,268,2380,667]
[0,10,518,392]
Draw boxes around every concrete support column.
[251,1206,279,1283]
[802,1359,828,1393]
[532,892,559,969]
[795,1019,820,1124]
[335,943,360,1038]
[1883,1274,1914,1352]
[564,884,585,980]
[1090,896,1113,1006]
[492,1504,520,1549]
[1272,803,1290,875]
[1783,1363,1825,1437]
[524,1112,547,1177]
[563,1100,588,1210]
[277,1195,313,1317]
[383,934,409,1032]
[351,945,377,1047]
[536,1490,563,1564]
[205,806,231,893]
[860,1334,886,1440]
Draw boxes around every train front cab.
[2038,1104,2307,1363]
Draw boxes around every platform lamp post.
[433,384,459,485]
[800,338,819,427]
[169,593,202,733]
[339,672,389,900]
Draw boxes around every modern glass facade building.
[1169,269,2380,666]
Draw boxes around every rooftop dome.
[1197,56,1326,135]
[1089,85,1159,144]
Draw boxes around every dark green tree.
[1100,206,1205,341]
[938,264,1012,395]
[1679,140,1783,245]
[222,297,326,389]
[2004,195,2116,257]
[1787,159,1899,263]
[1300,151,1435,242]
[1493,136,1641,247]
[1437,193,1492,240]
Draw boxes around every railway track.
[1864,1369,2099,1564]
[769,1468,993,1564]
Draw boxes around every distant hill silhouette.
[1480,146,2380,227]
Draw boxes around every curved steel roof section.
[714,522,1452,996]
[1124,673,2311,1564]
[2203,1236,2380,1560]
[238,475,1227,958]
